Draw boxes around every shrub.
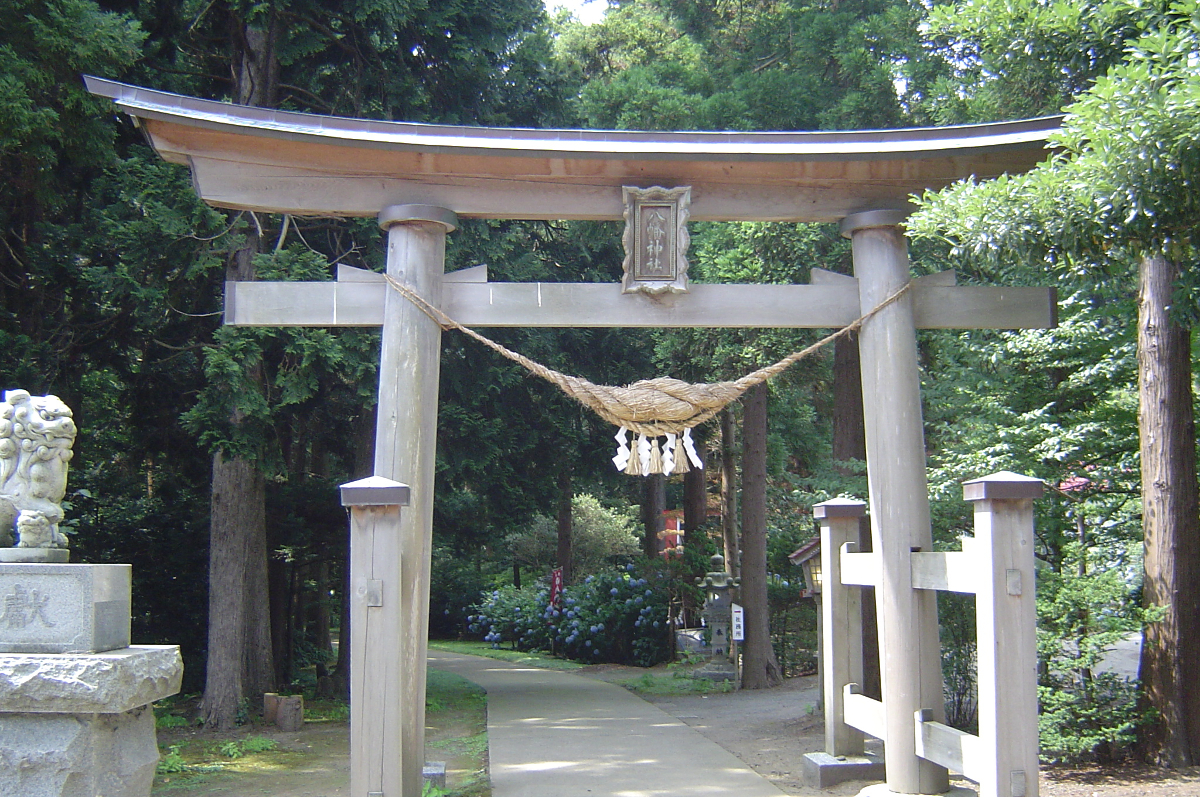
[429,545,493,638]
[1035,561,1152,763]
[505,494,641,578]
[468,564,674,667]
[156,744,187,774]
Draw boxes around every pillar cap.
[962,471,1044,502]
[378,204,458,232]
[340,476,411,507]
[813,497,867,519]
[839,209,909,237]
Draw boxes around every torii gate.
[88,76,1057,797]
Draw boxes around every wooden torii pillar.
[86,76,1060,797]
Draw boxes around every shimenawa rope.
[384,274,911,474]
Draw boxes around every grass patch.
[427,668,487,714]
[304,697,350,722]
[429,639,584,670]
[618,672,734,696]
[617,658,736,697]
[153,733,303,791]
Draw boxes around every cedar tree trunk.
[202,10,280,727]
[683,438,707,536]
[1136,252,1200,766]
[720,408,740,579]
[740,383,782,689]
[642,473,666,558]
[557,466,573,583]
[203,453,267,728]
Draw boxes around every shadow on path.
[430,650,788,797]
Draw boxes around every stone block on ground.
[802,751,886,788]
[0,564,131,654]
[275,694,304,732]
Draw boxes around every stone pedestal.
[0,564,131,654]
[0,645,182,797]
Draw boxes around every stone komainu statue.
[0,390,76,548]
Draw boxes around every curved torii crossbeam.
[87,76,1054,797]
[86,76,1057,222]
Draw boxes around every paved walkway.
[430,650,787,797]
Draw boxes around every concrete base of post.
[423,761,447,790]
[692,661,738,683]
[803,751,886,788]
[855,783,977,797]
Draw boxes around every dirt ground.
[152,662,1200,796]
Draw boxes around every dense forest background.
[5,0,1200,766]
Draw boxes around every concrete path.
[429,650,787,797]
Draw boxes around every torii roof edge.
[86,76,1060,222]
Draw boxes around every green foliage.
[1036,552,1153,762]
[620,666,736,696]
[156,744,187,774]
[218,739,244,759]
[506,494,641,580]
[922,0,1159,123]
[155,713,191,730]
[939,593,979,732]
[911,0,1200,287]
[556,0,923,132]
[0,0,144,217]
[239,735,279,755]
[214,735,278,760]
[429,545,496,639]
[422,782,449,797]
[468,564,675,666]
[304,699,350,722]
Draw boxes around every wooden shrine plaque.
[622,186,691,295]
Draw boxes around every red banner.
[549,567,564,608]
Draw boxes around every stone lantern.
[694,554,739,682]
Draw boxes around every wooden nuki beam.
[225,267,1056,330]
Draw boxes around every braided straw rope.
[385,275,911,436]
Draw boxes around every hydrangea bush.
[467,564,674,667]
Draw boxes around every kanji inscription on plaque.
[622,186,691,295]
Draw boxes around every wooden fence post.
[964,471,1042,797]
[816,498,868,756]
[341,476,412,797]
